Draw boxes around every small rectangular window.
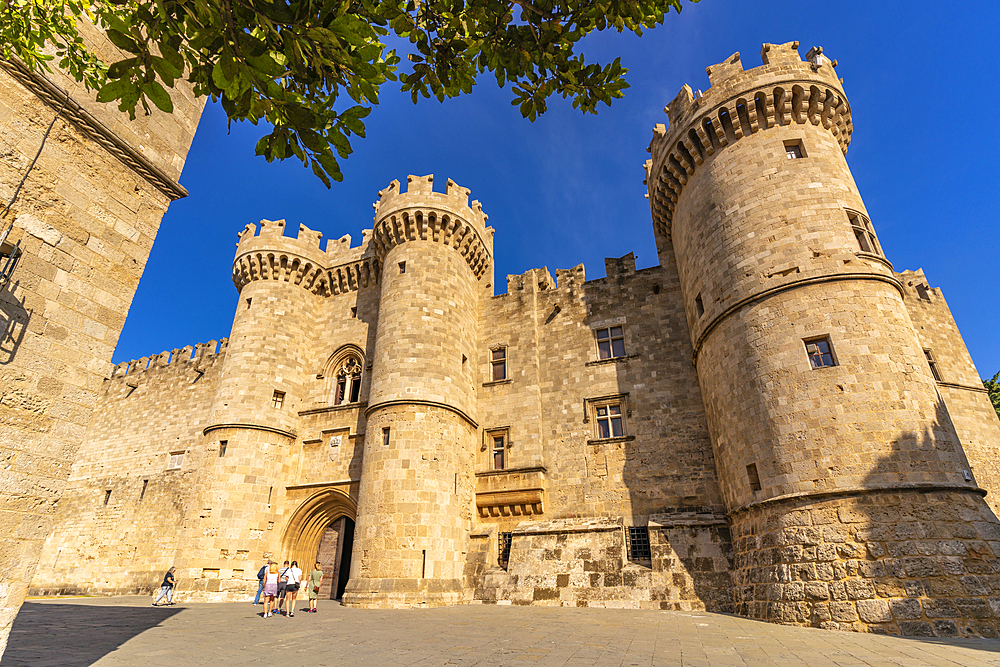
[915,284,931,301]
[103,489,112,506]
[382,427,391,447]
[350,307,357,318]
[596,326,626,360]
[398,261,406,274]
[271,390,285,409]
[139,479,148,501]
[805,337,836,369]
[746,463,762,492]
[219,440,227,457]
[924,349,942,382]
[491,347,507,381]
[784,140,805,159]
[626,526,652,561]
[695,294,705,318]
[595,403,624,439]
[167,452,184,470]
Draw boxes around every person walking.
[282,560,303,617]
[253,561,268,605]
[276,560,290,615]
[262,562,279,618]
[152,567,177,606]
[307,562,323,613]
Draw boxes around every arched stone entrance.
[279,488,357,598]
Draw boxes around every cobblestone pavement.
[4,596,1000,667]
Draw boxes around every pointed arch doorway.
[279,488,357,600]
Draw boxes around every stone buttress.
[647,42,1000,636]
[343,175,492,607]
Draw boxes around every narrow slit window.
[498,531,513,568]
[103,489,112,506]
[747,463,762,492]
[695,294,705,318]
[350,307,357,318]
[492,434,505,470]
[398,261,406,274]
[382,427,391,447]
[924,349,942,382]
[491,347,507,381]
[596,326,626,359]
[595,403,624,439]
[246,298,252,309]
[271,390,285,409]
[805,337,836,369]
[267,486,273,508]
[219,440,227,457]
[139,479,148,501]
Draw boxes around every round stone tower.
[647,42,1000,636]
[177,219,332,593]
[342,175,492,607]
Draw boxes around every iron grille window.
[626,526,651,561]
[498,531,513,567]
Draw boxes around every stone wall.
[730,489,1000,637]
[898,269,1000,516]
[0,34,203,652]
[27,341,226,596]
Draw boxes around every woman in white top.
[262,562,279,618]
[281,560,303,617]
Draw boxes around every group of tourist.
[254,559,324,617]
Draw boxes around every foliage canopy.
[1,0,693,186]
[985,371,1000,420]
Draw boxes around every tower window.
[382,427,391,447]
[491,347,507,381]
[784,139,805,159]
[350,307,357,318]
[333,357,363,405]
[595,403,624,439]
[246,298,252,309]
[848,211,882,257]
[103,489,112,506]
[805,337,836,369]
[167,452,184,470]
[139,479,148,501]
[746,463,762,492]
[924,349,942,382]
[626,526,652,561]
[398,261,406,274]
[486,429,509,470]
[595,326,626,359]
[695,294,705,318]
[219,440,227,457]
[915,284,931,301]
[271,390,285,409]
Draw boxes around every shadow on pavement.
[1,602,183,667]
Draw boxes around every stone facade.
[25,42,1000,639]
[0,24,203,654]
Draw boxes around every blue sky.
[116,0,1000,379]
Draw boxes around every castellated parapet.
[25,44,1000,639]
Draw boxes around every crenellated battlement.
[370,174,494,280]
[109,338,229,379]
[232,219,380,297]
[645,41,853,240]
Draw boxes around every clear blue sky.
[115,0,1000,380]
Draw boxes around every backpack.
[257,565,267,581]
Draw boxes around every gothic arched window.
[333,357,363,405]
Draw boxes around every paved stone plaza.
[3,597,1000,666]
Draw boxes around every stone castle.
[15,41,1000,639]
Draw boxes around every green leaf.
[96,78,131,103]
[142,79,174,113]
[106,29,142,55]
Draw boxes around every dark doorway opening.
[315,516,355,601]
[336,518,355,600]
